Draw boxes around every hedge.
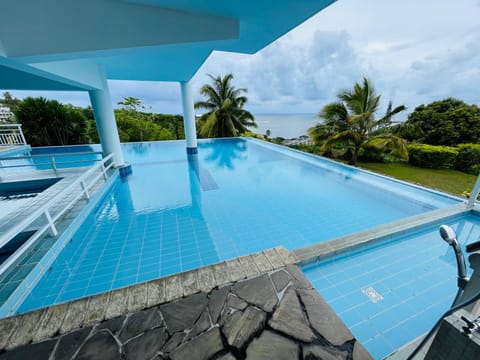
[408,143,458,169]
[455,144,480,175]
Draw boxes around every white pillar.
[89,78,124,166]
[180,81,198,154]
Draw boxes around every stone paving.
[0,248,372,359]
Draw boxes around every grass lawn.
[357,162,477,197]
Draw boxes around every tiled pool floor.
[0,168,112,312]
[303,213,480,359]
[2,139,460,316]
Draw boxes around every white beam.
[1,0,238,60]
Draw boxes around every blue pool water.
[303,212,480,359]
[17,138,459,313]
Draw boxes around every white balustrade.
[0,153,115,277]
[0,124,27,146]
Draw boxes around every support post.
[89,72,125,167]
[81,180,90,200]
[44,210,58,237]
[180,81,198,154]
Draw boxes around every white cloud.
[4,0,480,117]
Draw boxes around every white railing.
[0,151,103,172]
[468,173,480,207]
[0,153,115,277]
[0,124,27,146]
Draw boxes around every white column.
[88,77,124,166]
[180,81,198,153]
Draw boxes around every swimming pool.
[302,212,480,359]
[12,138,459,313]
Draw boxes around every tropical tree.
[117,96,143,111]
[309,78,408,165]
[1,92,21,113]
[14,97,89,146]
[392,98,480,146]
[194,74,256,138]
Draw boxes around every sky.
[4,0,480,119]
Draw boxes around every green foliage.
[14,97,89,146]
[308,77,407,165]
[117,96,142,111]
[0,92,21,114]
[152,113,184,139]
[408,143,458,169]
[359,142,386,162]
[270,137,285,145]
[88,109,175,142]
[12,95,182,145]
[242,131,265,140]
[358,161,476,196]
[289,144,323,155]
[454,144,480,175]
[398,98,480,146]
[195,74,256,138]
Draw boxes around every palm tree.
[194,74,256,138]
[309,78,408,165]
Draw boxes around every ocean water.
[249,113,318,139]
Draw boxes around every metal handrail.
[0,151,103,171]
[0,151,103,161]
[0,124,27,146]
[0,153,115,277]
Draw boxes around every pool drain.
[362,287,383,303]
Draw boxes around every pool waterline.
[1,138,462,315]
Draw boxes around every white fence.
[0,153,115,277]
[0,124,27,146]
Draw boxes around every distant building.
[0,104,13,123]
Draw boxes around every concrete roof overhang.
[0,0,335,90]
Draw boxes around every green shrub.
[408,143,458,169]
[455,144,480,174]
[359,143,386,163]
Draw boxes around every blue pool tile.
[364,336,395,360]
[65,280,90,292]
[370,309,402,334]
[351,321,378,343]
[136,271,158,283]
[112,276,136,288]
[383,326,413,354]
[56,288,86,303]
[330,295,357,310]
[315,286,343,302]
[90,274,114,285]
[338,307,363,327]
[200,254,220,265]
[87,283,112,296]
[354,300,381,320]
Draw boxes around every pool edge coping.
[0,246,298,350]
[294,203,473,266]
